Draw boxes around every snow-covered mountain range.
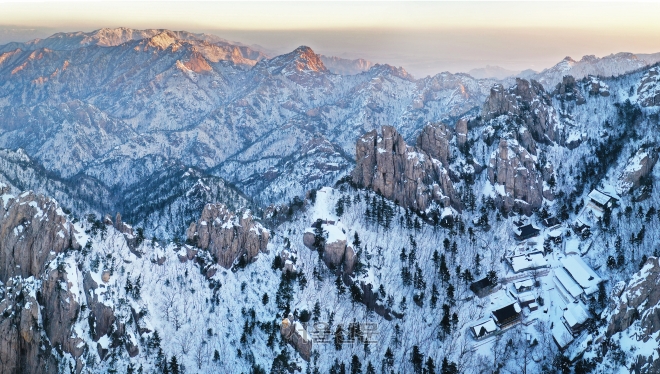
[1,27,660,374]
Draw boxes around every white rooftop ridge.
[561,255,602,295]
[588,189,612,206]
[554,267,583,299]
[564,302,589,328]
[513,278,534,290]
[471,318,497,336]
[510,252,548,273]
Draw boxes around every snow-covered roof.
[548,228,562,238]
[510,252,548,273]
[492,302,522,323]
[554,267,583,299]
[517,292,536,303]
[565,238,581,255]
[564,302,589,328]
[561,256,602,295]
[514,279,534,291]
[552,323,574,348]
[588,189,612,206]
[471,318,497,337]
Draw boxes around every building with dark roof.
[492,303,522,328]
[542,216,561,228]
[470,277,498,298]
[514,224,540,240]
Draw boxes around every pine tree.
[365,362,375,374]
[410,346,424,373]
[432,250,440,271]
[169,356,179,374]
[440,358,458,374]
[336,198,345,217]
[350,283,363,304]
[312,301,321,322]
[440,304,451,336]
[384,347,395,368]
[430,284,439,309]
[439,255,450,284]
[335,274,346,295]
[426,357,436,374]
[392,325,401,348]
[262,293,269,305]
[446,284,455,306]
[351,355,362,374]
[353,232,362,250]
[334,325,344,351]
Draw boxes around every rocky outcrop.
[0,277,60,374]
[487,138,545,214]
[0,190,84,374]
[482,78,561,149]
[0,190,79,283]
[455,118,468,149]
[586,76,610,97]
[606,257,660,342]
[114,212,133,236]
[553,75,586,104]
[280,317,312,361]
[303,221,355,274]
[616,146,659,194]
[351,125,460,212]
[416,122,453,166]
[186,204,269,269]
[637,67,660,107]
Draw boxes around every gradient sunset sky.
[1,1,659,77]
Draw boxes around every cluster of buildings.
[573,188,619,237]
[551,255,603,349]
[468,188,612,348]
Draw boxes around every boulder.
[280,317,312,361]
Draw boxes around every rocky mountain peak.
[351,125,460,212]
[146,30,179,50]
[482,77,560,150]
[288,45,327,73]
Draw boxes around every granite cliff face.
[637,67,660,107]
[0,187,79,282]
[186,203,269,268]
[604,257,660,372]
[0,188,87,374]
[616,146,659,194]
[606,257,660,339]
[482,78,561,149]
[351,125,460,212]
[487,138,546,214]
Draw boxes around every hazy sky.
[1,1,660,77]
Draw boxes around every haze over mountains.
[2,27,660,374]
